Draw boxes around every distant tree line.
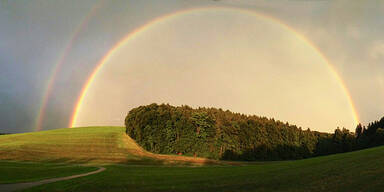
[125,103,384,161]
[355,118,384,148]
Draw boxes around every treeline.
[355,118,384,148]
[125,103,383,161]
[316,117,384,155]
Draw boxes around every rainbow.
[35,0,104,131]
[69,6,360,128]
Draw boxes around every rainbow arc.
[33,6,359,129]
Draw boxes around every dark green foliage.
[125,103,328,160]
[125,103,384,161]
[356,117,384,148]
[355,123,363,138]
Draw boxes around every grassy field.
[0,127,144,163]
[19,145,384,192]
[2,127,384,192]
[0,127,221,165]
[0,161,97,184]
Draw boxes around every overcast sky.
[1,0,383,133]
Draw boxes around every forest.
[125,103,384,160]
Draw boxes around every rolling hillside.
[2,126,384,191]
[0,127,222,165]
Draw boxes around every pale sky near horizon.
[1,0,384,133]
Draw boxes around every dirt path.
[0,167,105,192]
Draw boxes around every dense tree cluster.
[355,117,384,148]
[125,103,383,161]
[314,118,384,155]
[126,103,320,160]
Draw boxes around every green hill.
[0,127,222,165]
[2,126,384,191]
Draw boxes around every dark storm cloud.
[0,0,99,132]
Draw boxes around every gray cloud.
[0,0,383,133]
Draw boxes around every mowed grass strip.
[0,127,144,163]
[0,127,231,165]
[22,145,384,192]
[0,161,97,184]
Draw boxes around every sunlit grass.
[2,127,384,191]
[0,127,145,163]
[0,127,224,165]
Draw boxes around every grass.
[0,161,97,184]
[0,127,140,163]
[2,126,384,191]
[20,146,384,192]
[0,127,221,165]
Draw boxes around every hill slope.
[0,127,221,164]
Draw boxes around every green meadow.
[1,127,384,192]
[0,161,96,184]
[17,146,384,192]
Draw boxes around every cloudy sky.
[1,0,383,133]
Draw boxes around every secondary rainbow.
[69,6,360,128]
[35,0,104,131]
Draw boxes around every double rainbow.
[35,0,104,131]
[35,6,360,130]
